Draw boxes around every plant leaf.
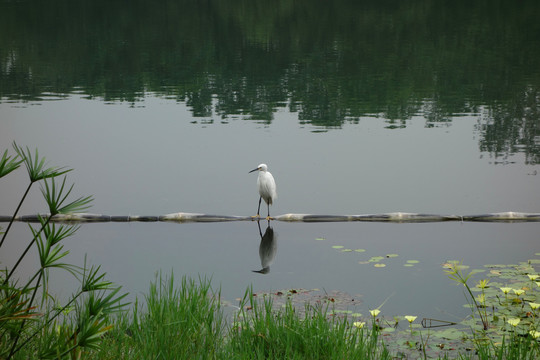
[0,149,23,178]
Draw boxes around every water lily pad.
[374,263,386,268]
[369,256,384,263]
[354,249,366,253]
[315,237,326,241]
[386,254,399,258]
[341,249,353,252]
[406,260,419,264]
[404,264,414,267]
[332,245,344,249]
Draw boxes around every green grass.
[88,271,540,360]
[88,274,390,360]
[88,274,224,359]
[226,288,389,359]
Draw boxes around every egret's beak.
[248,167,259,173]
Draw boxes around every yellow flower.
[353,321,365,329]
[530,330,540,339]
[404,316,417,323]
[477,279,489,289]
[500,287,512,294]
[512,289,525,296]
[369,309,380,317]
[527,274,539,281]
[507,318,520,327]
[529,302,540,310]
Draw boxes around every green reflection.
[1,0,539,162]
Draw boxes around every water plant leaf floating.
[404,264,414,267]
[341,249,353,252]
[315,237,326,241]
[484,264,508,268]
[386,254,399,258]
[332,245,344,249]
[374,263,386,268]
[354,249,366,253]
[406,260,419,264]
[369,256,384,263]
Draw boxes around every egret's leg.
[252,197,262,219]
[266,203,271,220]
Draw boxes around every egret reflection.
[253,220,277,274]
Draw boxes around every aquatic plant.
[0,144,127,359]
[444,260,490,330]
[225,287,390,359]
[442,259,540,359]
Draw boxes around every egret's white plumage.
[249,163,277,218]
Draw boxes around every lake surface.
[1,0,539,319]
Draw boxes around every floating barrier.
[1,212,539,223]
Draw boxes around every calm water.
[1,0,539,319]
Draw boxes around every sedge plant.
[0,145,127,359]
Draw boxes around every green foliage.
[444,260,490,330]
[13,142,71,183]
[0,145,127,359]
[132,274,223,359]
[227,288,390,359]
[443,260,540,359]
[90,273,225,359]
[89,277,391,360]
[78,267,540,359]
[41,177,93,215]
[0,149,22,178]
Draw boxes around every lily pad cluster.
[320,238,419,268]
[441,257,540,350]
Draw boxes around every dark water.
[1,0,539,318]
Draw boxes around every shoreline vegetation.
[1,146,539,359]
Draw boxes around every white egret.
[248,163,277,219]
